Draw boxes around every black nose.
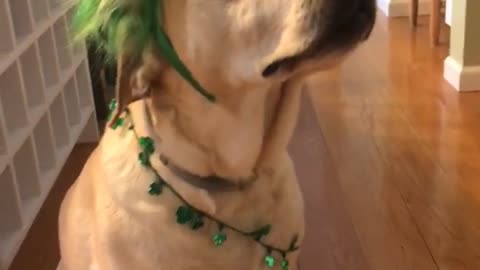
[354,0,377,40]
[320,0,377,46]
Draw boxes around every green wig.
[71,0,215,101]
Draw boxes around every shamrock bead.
[148,182,163,196]
[190,214,204,230]
[176,206,195,224]
[138,137,155,155]
[281,258,289,270]
[138,152,150,166]
[112,118,124,130]
[212,231,227,246]
[264,255,276,268]
[108,99,118,111]
[107,99,118,121]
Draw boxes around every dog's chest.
[95,171,280,270]
[93,102,303,270]
[95,177,301,270]
[97,207,268,270]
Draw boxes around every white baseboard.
[377,0,432,17]
[444,56,480,92]
[376,0,451,25]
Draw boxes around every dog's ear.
[108,51,137,127]
[108,46,165,128]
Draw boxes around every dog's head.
[157,0,376,87]
[73,0,375,112]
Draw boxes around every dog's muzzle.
[262,0,377,77]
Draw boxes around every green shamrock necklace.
[108,99,300,269]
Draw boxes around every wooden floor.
[294,14,480,270]
[9,12,480,270]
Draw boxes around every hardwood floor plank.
[290,94,371,270]
[308,91,440,270]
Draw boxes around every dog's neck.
[142,76,284,183]
[100,76,303,216]
[143,99,258,192]
[99,96,282,214]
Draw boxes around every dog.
[58,0,376,269]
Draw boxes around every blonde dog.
[58,1,376,270]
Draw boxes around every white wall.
[445,0,452,25]
[377,0,431,17]
[377,0,452,23]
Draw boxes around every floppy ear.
[108,51,137,127]
[70,0,165,128]
[108,45,166,128]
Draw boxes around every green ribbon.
[78,0,216,102]
[154,0,216,102]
